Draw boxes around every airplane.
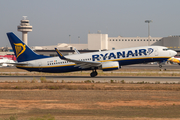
[168,57,180,65]
[0,55,16,61]
[7,32,177,77]
[0,57,16,67]
[74,48,80,54]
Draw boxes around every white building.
[2,32,180,56]
[29,32,180,57]
[88,33,108,50]
[88,33,162,50]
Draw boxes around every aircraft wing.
[55,48,101,69]
[65,58,101,69]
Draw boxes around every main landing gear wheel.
[90,70,98,77]
[159,64,162,68]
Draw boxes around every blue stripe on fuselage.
[17,64,91,73]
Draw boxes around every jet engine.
[101,61,120,71]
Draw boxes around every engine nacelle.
[101,61,119,71]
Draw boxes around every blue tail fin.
[7,32,50,62]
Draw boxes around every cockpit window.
[163,48,169,51]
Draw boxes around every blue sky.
[1,0,180,47]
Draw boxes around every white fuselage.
[16,46,177,73]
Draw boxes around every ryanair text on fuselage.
[92,48,153,61]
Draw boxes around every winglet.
[55,48,66,60]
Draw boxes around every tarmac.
[0,64,180,83]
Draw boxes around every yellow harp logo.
[14,43,26,58]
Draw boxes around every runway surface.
[0,64,180,83]
[122,64,180,69]
[0,75,180,83]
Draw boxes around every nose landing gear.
[90,69,98,77]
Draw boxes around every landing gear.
[90,69,98,77]
[158,62,163,68]
[159,64,162,68]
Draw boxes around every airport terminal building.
[88,34,162,50]
[88,33,180,51]
[29,33,180,56]
[31,33,180,51]
[1,33,180,56]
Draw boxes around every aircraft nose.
[170,50,177,57]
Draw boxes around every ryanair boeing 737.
[7,32,177,77]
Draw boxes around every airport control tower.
[17,16,32,45]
